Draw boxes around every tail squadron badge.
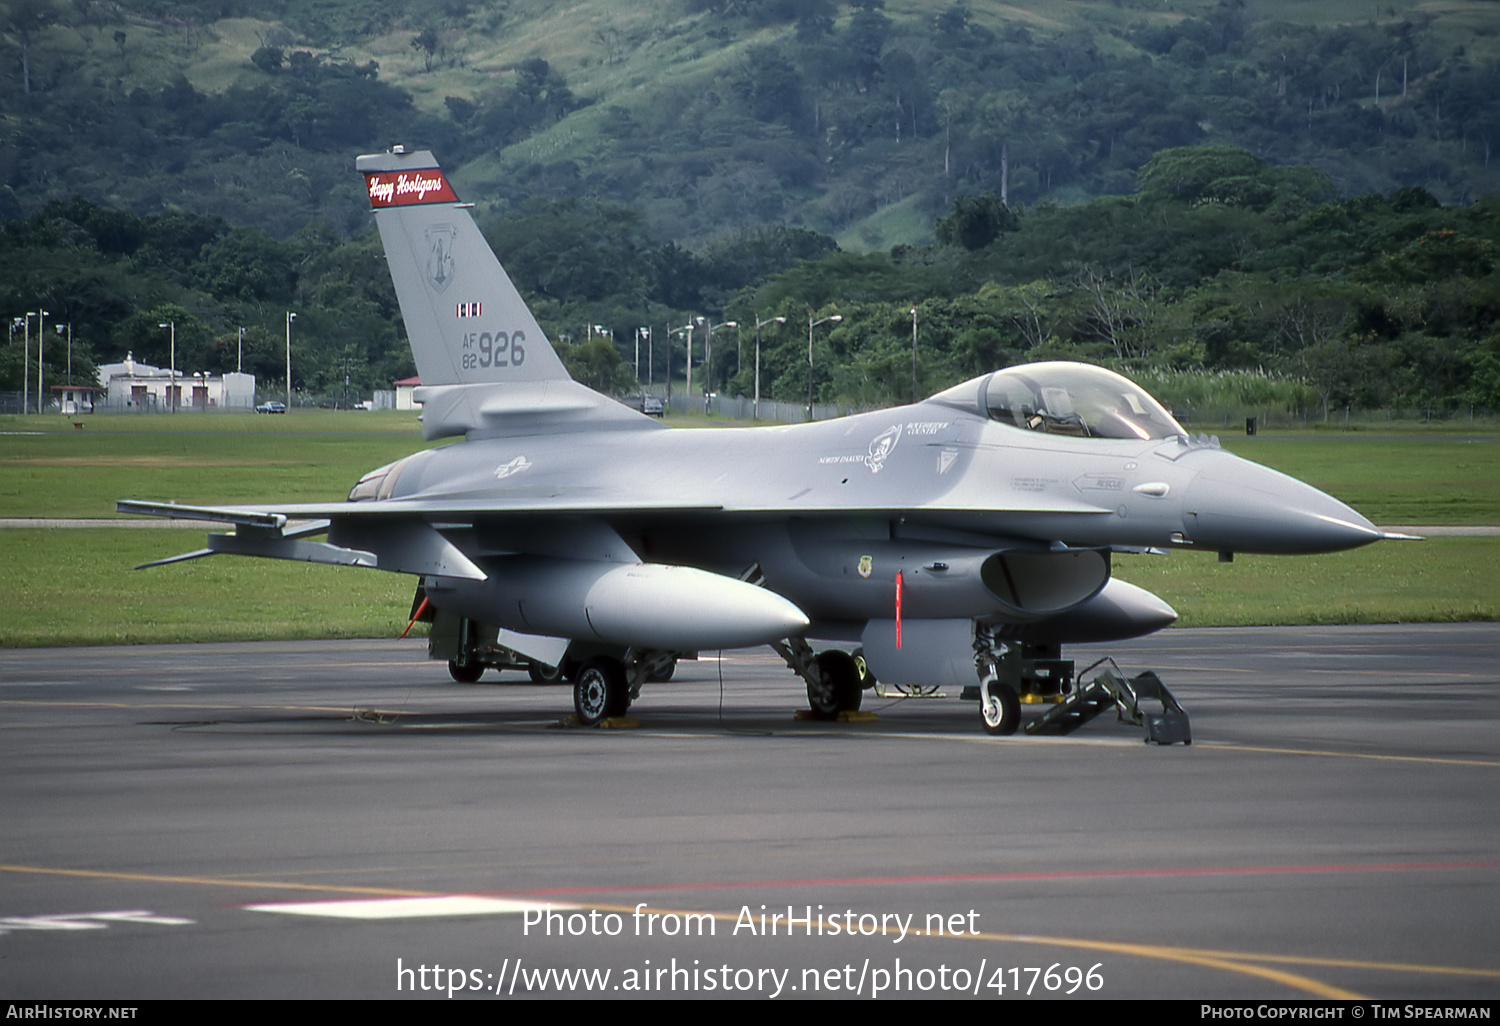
[426,223,458,294]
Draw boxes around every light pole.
[807,313,842,420]
[695,317,738,413]
[753,314,785,420]
[57,322,71,388]
[157,320,176,411]
[637,327,653,387]
[9,317,23,413]
[238,326,245,373]
[35,309,48,413]
[20,313,33,414]
[910,305,919,404]
[694,317,706,403]
[285,311,296,411]
[673,320,695,402]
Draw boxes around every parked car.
[255,400,286,414]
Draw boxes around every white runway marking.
[0,910,194,931]
[245,895,576,919]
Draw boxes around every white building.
[394,375,421,411]
[96,353,255,411]
[50,385,99,415]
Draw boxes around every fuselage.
[376,391,1380,558]
[361,368,1379,646]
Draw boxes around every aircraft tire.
[448,659,484,684]
[646,657,676,683]
[851,647,876,688]
[527,660,564,684]
[981,680,1021,736]
[807,650,862,720]
[574,657,629,725]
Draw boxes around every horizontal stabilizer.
[116,500,286,528]
[120,501,485,580]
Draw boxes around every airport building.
[394,375,421,411]
[96,353,256,411]
[51,384,100,415]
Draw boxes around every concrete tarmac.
[2,625,1497,1001]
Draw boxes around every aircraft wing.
[119,490,1107,524]
[117,498,719,579]
[116,498,723,522]
[118,488,1111,581]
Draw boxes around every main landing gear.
[573,658,631,725]
[447,658,485,684]
[568,651,678,726]
[771,639,866,720]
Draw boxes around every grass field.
[0,411,435,517]
[1113,538,1499,628]
[1216,435,1500,527]
[1,529,418,647]
[0,411,1494,645]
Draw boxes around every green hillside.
[4,2,1499,417]
[4,0,1498,245]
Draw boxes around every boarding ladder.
[1024,658,1191,744]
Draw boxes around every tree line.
[3,144,1496,417]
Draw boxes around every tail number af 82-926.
[462,330,527,370]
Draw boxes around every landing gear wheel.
[807,650,863,720]
[851,647,876,688]
[573,658,629,726]
[645,657,676,683]
[981,679,1021,736]
[448,659,484,684]
[527,660,564,683]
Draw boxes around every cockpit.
[932,362,1186,441]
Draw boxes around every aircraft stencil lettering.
[366,170,457,207]
[460,330,526,370]
[121,146,1408,739]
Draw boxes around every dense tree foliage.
[0,198,411,399]
[719,152,1500,415]
[9,143,1493,417]
[1,1,1496,248]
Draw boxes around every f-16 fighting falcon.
[121,146,1403,741]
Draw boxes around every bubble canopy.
[933,362,1187,441]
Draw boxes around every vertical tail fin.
[357,147,569,387]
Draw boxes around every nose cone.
[1183,453,1382,555]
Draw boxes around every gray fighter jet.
[121,146,1400,738]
